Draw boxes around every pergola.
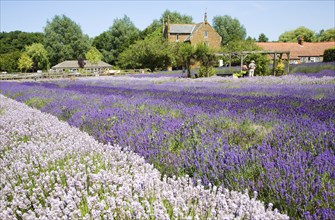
[215,51,291,75]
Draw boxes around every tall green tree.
[258,33,269,42]
[194,44,217,77]
[18,53,33,73]
[0,51,21,72]
[92,31,113,63]
[175,43,196,78]
[318,28,335,42]
[161,9,193,24]
[118,29,173,72]
[213,15,247,46]
[0,31,44,54]
[44,15,90,66]
[25,43,49,71]
[93,15,139,65]
[85,47,103,64]
[278,26,316,42]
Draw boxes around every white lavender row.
[0,95,288,219]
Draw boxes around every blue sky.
[1,0,334,41]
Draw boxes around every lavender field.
[1,71,335,219]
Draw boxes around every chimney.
[298,36,304,45]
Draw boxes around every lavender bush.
[1,71,334,219]
[0,95,288,219]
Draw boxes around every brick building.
[163,13,222,51]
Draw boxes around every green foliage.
[195,43,217,77]
[25,43,49,71]
[323,47,335,62]
[118,29,173,72]
[140,19,162,39]
[175,43,195,78]
[0,51,22,72]
[233,70,247,78]
[0,31,44,54]
[258,33,269,42]
[18,53,33,72]
[161,9,193,24]
[278,26,317,42]
[198,66,216,78]
[318,28,335,42]
[24,97,50,109]
[221,39,271,75]
[85,47,103,64]
[275,58,285,76]
[44,15,90,66]
[212,15,247,46]
[92,15,140,65]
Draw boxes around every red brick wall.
[190,23,221,50]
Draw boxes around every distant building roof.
[256,41,335,59]
[52,60,112,69]
[169,24,196,34]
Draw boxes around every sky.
[1,0,334,41]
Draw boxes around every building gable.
[163,13,222,51]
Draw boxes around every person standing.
[248,60,256,77]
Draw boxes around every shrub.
[323,47,335,62]
[198,65,216,77]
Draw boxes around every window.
[176,34,179,41]
[204,31,208,38]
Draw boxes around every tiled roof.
[256,42,335,59]
[169,24,196,34]
[52,60,112,69]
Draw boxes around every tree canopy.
[118,29,173,71]
[18,53,33,73]
[93,15,140,65]
[278,26,316,42]
[258,33,269,42]
[85,47,103,64]
[44,15,90,66]
[0,31,44,54]
[318,28,335,42]
[212,15,247,46]
[25,43,49,71]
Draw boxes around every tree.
[118,29,174,72]
[44,15,90,66]
[0,51,22,72]
[18,53,33,73]
[175,43,195,78]
[94,15,140,65]
[318,28,335,42]
[92,31,113,63]
[25,43,49,71]
[195,43,217,77]
[85,47,103,64]
[213,15,247,46]
[278,26,316,42]
[0,31,44,54]
[161,9,193,24]
[258,33,269,42]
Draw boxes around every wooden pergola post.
[273,52,277,76]
[286,52,290,73]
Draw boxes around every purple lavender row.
[0,95,289,219]
[0,73,334,219]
